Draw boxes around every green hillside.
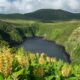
[24,9,77,21]
[0,9,80,22]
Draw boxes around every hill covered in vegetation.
[24,9,80,21]
[0,9,80,22]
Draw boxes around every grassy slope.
[36,21,79,44]
[0,19,80,64]
[65,27,80,64]
[36,21,80,64]
[0,19,40,46]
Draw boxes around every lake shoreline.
[20,36,71,63]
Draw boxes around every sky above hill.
[0,0,80,14]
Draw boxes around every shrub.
[0,47,79,80]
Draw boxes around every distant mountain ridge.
[0,9,80,22]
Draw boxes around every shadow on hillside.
[16,25,39,38]
[0,29,20,46]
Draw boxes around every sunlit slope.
[36,21,80,44]
[66,27,80,64]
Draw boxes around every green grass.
[36,21,80,45]
[0,19,37,25]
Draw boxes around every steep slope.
[66,27,80,64]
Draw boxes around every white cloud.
[52,0,65,9]
[12,0,33,13]
[68,0,79,9]
[0,0,80,13]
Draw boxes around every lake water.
[21,37,70,62]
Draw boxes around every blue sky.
[0,0,80,14]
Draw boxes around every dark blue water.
[21,37,70,62]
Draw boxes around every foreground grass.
[0,47,80,80]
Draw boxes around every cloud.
[0,0,80,13]
[68,0,79,9]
